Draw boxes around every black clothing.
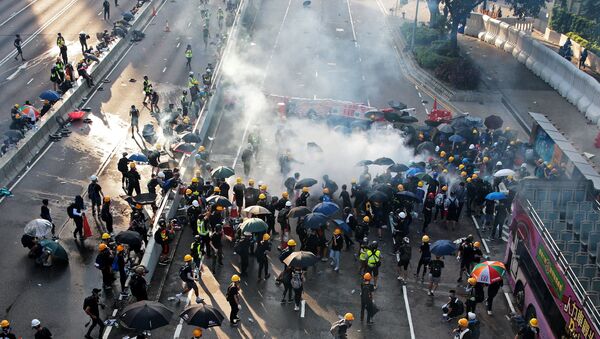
[130,274,148,301]
[34,328,53,339]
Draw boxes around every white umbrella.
[24,219,53,238]
[493,169,516,177]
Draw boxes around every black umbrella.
[119,301,173,330]
[206,195,232,207]
[368,191,388,203]
[364,110,384,120]
[437,123,454,134]
[373,157,394,166]
[416,124,433,132]
[294,178,317,189]
[302,212,329,229]
[374,184,395,197]
[397,115,418,124]
[388,100,407,110]
[396,191,420,202]
[355,160,373,167]
[172,142,196,154]
[181,132,202,143]
[288,206,311,218]
[179,304,224,328]
[284,177,296,190]
[283,251,318,268]
[416,141,436,154]
[307,142,323,152]
[424,120,443,127]
[383,111,406,123]
[4,130,24,142]
[484,115,503,130]
[388,163,409,172]
[115,230,143,248]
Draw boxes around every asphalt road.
[0,0,138,135]
[0,0,223,336]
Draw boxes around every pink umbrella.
[68,110,85,120]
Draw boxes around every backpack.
[329,319,345,336]
[67,203,75,218]
[291,271,302,289]
[179,265,190,281]
[430,260,442,277]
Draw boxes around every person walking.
[40,199,56,238]
[396,237,411,284]
[100,196,114,234]
[0,319,17,339]
[217,7,225,29]
[56,33,68,64]
[185,45,193,69]
[130,265,149,301]
[83,288,105,339]
[175,255,203,303]
[256,233,272,281]
[365,241,381,288]
[579,48,588,69]
[422,193,435,233]
[235,232,252,277]
[329,228,343,271]
[360,273,375,324]
[117,152,130,189]
[427,256,444,296]
[96,243,114,289]
[202,24,210,49]
[102,0,110,20]
[129,105,140,138]
[79,31,89,53]
[31,319,53,339]
[87,175,104,217]
[126,162,141,196]
[210,225,224,272]
[115,245,127,296]
[486,279,503,315]
[150,90,160,113]
[415,235,431,282]
[14,34,25,61]
[69,195,85,240]
[330,313,353,339]
[290,267,304,311]
[226,275,241,326]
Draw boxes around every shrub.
[414,46,453,69]
[550,6,600,47]
[430,40,459,57]
[400,22,441,46]
[566,32,600,54]
[434,58,480,90]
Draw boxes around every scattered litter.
[37,283,42,286]
[83,118,93,124]
[0,187,12,197]
[351,289,356,294]
[167,296,176,301]
[103,79,110,83]
[97,87,104,91]
[583,152,595,160]
[247,318,254,323]
[129,78,136,82]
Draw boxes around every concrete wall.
[0,0,161,187]
[464,13,600,126]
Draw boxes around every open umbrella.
[24,219,53,238]
[471,261,506,284]
[115,230,143,248]
[374,184,395,197]
[294,178,317,189]
[302,212,329,229]
[430,239,458,256]
[181,132,202,143]
[240,218,268,233]
[307,142,323,152]
[243,205,271,215]
[39,90,61,101]
[180,304,224,328]
[288,206,311,218]
[416,124,434,132]
[415,172,434,183]
[128,153,149,163]
[448,134,465,143]
[484,115,503,130]
[373,157,394,166]
[465,116,483,126]
[416,141,436,154]
[493,169,516,177]
[388,163,409,172]
[396,115,418,124]
[437,123,454,134]
[68,110,85,120]
[206,195,232,208]
[119,300,173,330]
[405,167,424,177]
[368,191,388,203]
[312,202,339,216]
[355,160,373,167]
[396,191,420,202]
[364,110,384,120]
[485,192,507,200]
[388,100,408,110]
[173,142,196,155]
[283,251,318,268]
[383,111,404,123]
[328,219,351,233]
[39,239,68,261]
[211,166,235,179]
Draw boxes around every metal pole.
[410,0,420,51]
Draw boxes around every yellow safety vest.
[366,249,380,267]
[185,49,192,58]
[359,247,367,261]
[197,219,209,236]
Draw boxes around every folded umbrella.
[180,304,224,328]
[119,301,173,330]
[128,153,149,163]
[294,178,317,189]
[39,90,61,101]
[485,192,507,200]
[243,205,271,216]
[240,218,268,233]
[430,239,458,256]
[388,163,409,172]
[288,206,311,218]
[312,202,339,216]
[484,115,503,130]
[283,251,318,268]
[302,212,329,229]
[493,169,516,177]
[373,157,394,166]
[115,230,143,248]
[206,195,232,208]
[211,166,235,179]
[24,219,53,238]
[39,239,68,261]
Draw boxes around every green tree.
[581,0,600,21]
[505,0,546,18]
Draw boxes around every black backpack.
[430,260,443,277]
[67,203,75,218]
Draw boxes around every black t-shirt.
[517,326,539,339]
[420,243,431,259]
[360,282,374,303]
[35,327,53,339]
[429,259,444,277]
[226,283,239,303]
[83,296,100,316]
[179,264,193,282]
[331,234,344,251]
[0,331,17,339]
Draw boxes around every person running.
[256,233,272,281]
[175,255,203,304]
[83,288,105,339]
[185,44,193,69]
[69,195,85,240]
[396,237,411,284]
[360,273,375,324]
[30,319,52,339]
[427,256,444,295]
[14,34,25,61]
[415,235,431,282]
[129,105,140,138]
[0,319,17,339]
[226,275,241,326]
[330,313,353,339]
[290,267,304,311]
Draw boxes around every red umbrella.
[68,110,86,120]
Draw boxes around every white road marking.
[344,0,357,46]
[503,292,516,313]
[335,28,344,32]
[176,42,181,48]
[188,22,191,27]
[402,285,416,339]
[163,66,167,72]
[6,62,28,80]
[418,92,422,98]
[98,11,102,15]
[315,71,318,78]
[313,94,317,99]
[0,0,40,28]
[26,78,34,84]
[300,299,306,318]
[327,62,336,66]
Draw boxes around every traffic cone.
[594,132,600,148]
[164,20,170,32]
[152,6,157,16]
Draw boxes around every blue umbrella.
[39,90,61,101]
[406,167,424,177]
[302,212,329,229]
[430,239,458,256]
[312,202,339,216]
[485,192,507,200]
[329,219,351,233]
[128,153,149,163]
[448,134,465,143]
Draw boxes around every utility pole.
[410,0,420,51]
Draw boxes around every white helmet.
[403,237,410,244]
[469,144,475,150]
[285,201,292,207]
[192,200,199,207]
[496,161,503,166]
[31,319,41,327]
[90,175,98,181]
[399,212,406,219]
[521,163,527,168]
[189,71,194,76]
[157,172,166,178]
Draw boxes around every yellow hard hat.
[184,254,193,262]
[231,274,241,282]
[260,184,267,190]
[99,243,108,251]
[248,179,255,185]
[129,162,136,168]
[471,173,478,179]
[442,185,448,191]
[236,177,242,183]
[14,104,19,108]
[191,177,199,183]
[198,146,205,152]
[458,318,468,327]
[397,184,404,191]
[116,245,125,252]
[287,239,297,246]
[505,126,511,131]
[214,187,221,192]
[448,156,455,163]
[334,228,342,235]
[323,187,330,194]
[442,169,448,173]
[102,233,111,240]
[529,318,538,327]
[466,177,472,183]
[216,205,224,211]
[458,164,465,170]
[193,191,200,196]
[472,129,478,134]
[258,193,266,200]
[547,164,553,169]
[186,189,193,195]
[192,328,202,337]
[474,241,481,248]
[0,320,10,328]
[351,178,357,184]
[282,192,289,198]
[262,233,270,241]
[363,216,370,222]
[344,313,354,321]
[155,144,162,150]
[483,156,489,163]
[507,175,513,180]
[440,151,446,158]
[363,272,372,280]
[418,181,424,187]
[183,116,190,124]
[461,171,467,177]
[422,235,430,243]
[103,196,111,203]
[468,277,477,285]
[302,187,309,193]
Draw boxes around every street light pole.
[410,0,420,51]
